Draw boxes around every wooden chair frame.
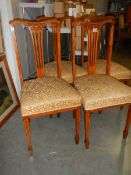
[71,17,131,148]
[10,19,81,155]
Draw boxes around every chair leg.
[73,110,76,119]
[75,107,80,144]
[98,110,102,114]
[49,114,53,118]
[23,118,33,156]
[84,111,91,149]
[123,105,131,139]
[57,113,61,118]
[120,106,124,110]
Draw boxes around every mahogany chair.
[37,16,87,84]
[71,18,131,149]
[10,18,81,155]
[82,15,131,82]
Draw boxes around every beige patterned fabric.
[83,59,131,80]
[74,74,131,110]
[45,60,87,83]
[21,77,81,116]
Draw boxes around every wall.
[11,0,36,80]
[88,0,108,15]
[11,0,43,80]
[0,0,21,95]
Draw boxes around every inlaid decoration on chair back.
[71,17,114,80]
[9,19,61,86]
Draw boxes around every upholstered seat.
[21,77,81,116]
[83,59,131,80]
[74,74,131,111]
[45,60,87,83]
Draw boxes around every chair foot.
[28,147,33,156]
[75,135,79,144]
[85,140,90,149]
[123,129,128,139]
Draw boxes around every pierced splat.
[29,25,45,77]
[9,19,61,85]
[85,23,101,74]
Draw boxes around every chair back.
[9,18,61,87]
[71,16,114,80]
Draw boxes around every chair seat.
[74,74,131,111]
[83,59,131,80]
[21,77,81,116]
[45,60,87,83]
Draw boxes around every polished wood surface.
[71,16,131,149]
[10,19,81,155]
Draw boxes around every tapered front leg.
[123,105,131,139]
[75,107,80,144]
[23,117,33,156]
[84,111,91,149]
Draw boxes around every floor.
[0,107,131,175]
[0,42,131,175]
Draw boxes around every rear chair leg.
[23,118,33,156]
[120,106,124,110]
[98,110,102,114]
[57,113,61,118]
[75,107,80,144]
[73,110,76,119]
[85,111,91,149]
[123,105,131,139]
[49,114,53,118]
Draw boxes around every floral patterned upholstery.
[83,59,131,80]
[21,77,81,116]
[74,74,131,110]
[45,60,87,83]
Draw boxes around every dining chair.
[82,15,131,82]
[71,17,131,149]
[37,16,87,84]
[10,18,81,155]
